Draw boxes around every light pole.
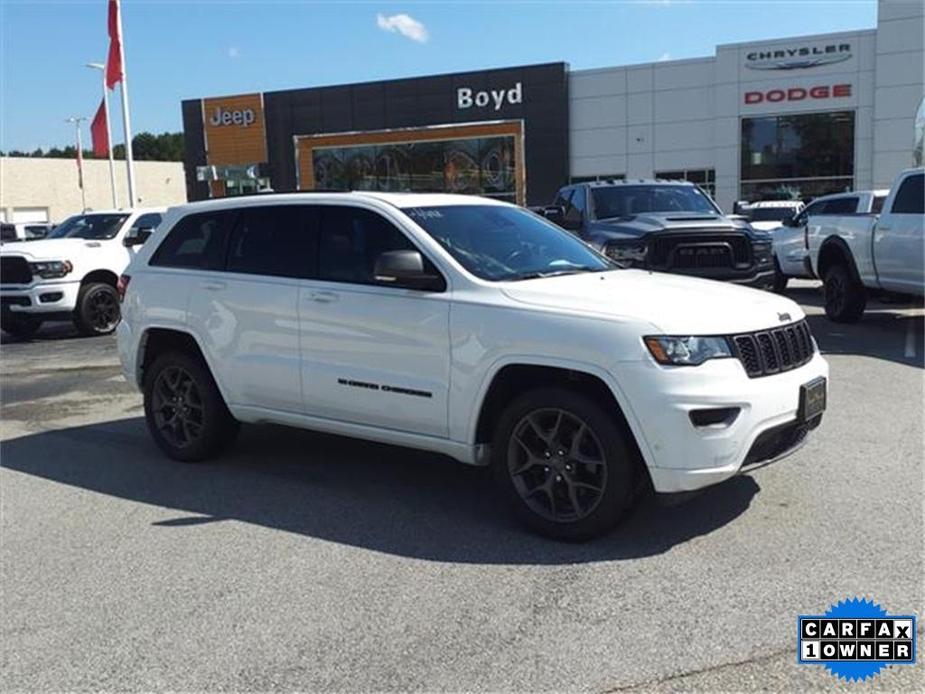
[65,116,88,212]
[87,62,118,208]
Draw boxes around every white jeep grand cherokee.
[117,193,828,539]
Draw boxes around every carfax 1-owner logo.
[798,598,917,681]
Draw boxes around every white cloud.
[658,52,671,62]
[227,46,240,59]
[376,13,429,43]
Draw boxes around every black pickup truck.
[538,180,773,287]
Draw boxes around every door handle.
[200,280,227,291]
[309,291,339,303]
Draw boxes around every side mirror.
[373,250,445,291]
[124,226,154,247]
[540,205,565,226]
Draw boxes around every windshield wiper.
[508,267,601,281]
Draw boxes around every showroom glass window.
[655,169,716,197]
[740,111,855,201]
[311,136,517,203]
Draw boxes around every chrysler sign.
[745,43,852,70]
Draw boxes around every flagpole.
[113,0,137,207]
[87,62,118,208]
[66,117,88,212]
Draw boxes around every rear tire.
[823,263,866,323]
[143,351,239,462]
[74,282,121,336]
[1,314,42,339]
[492,387,635,541]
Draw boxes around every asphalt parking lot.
[1,281,922,692]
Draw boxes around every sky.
[0,0,878,152]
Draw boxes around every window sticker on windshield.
[409,209,443,219]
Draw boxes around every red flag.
[91,100,109,157]
[105,0,123,89]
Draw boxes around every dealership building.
[181,0,923,211]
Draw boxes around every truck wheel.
[492,387,634,541]
[74,282,121,336]
[772,258,789,293]
[143,351,239,462]
[823,264,866,323]
[1,314,42,339]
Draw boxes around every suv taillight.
[117,274,131,302]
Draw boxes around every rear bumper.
[0,281,80,314]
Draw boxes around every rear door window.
[821,197,858,215]
[226,205,318,279]
[150,211,236,270]
[890,173,924,214]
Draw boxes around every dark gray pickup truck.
[539,180,774,287]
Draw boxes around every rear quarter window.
[149,211,237,270]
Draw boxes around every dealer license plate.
[799,377,827,423]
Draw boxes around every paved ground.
[1,282,922,692]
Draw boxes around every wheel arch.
[817,237,861,283]
[470,360,653,486]
[80,269,119,287]
[136,326,231,407]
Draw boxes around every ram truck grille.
[731,320,815,378]
[649,233,752,272]
[1,256,32,285]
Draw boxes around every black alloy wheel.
[493,387,635,540]
[507,408,608,523]
[75,282,121,335]
[151,365,205,450]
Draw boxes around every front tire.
[1,314,42,339]
[772,258,789,293]
[492,387,635,541]
[823,263,866,323]
[143,351,239,462]
[74,282,121,336]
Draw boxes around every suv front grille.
[732,320,814,378]
[1,256,32,285]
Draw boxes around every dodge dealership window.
[740,111,854,201]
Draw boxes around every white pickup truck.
[772,189,888,292]
[0,208,164,338]
[807,168,924,322]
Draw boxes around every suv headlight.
[29,260,73,279]
[605,242,647,265]
[644,335,733,366]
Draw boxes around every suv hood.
[500,270,803,334]
[0,238,106,260]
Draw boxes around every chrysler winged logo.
[745,43,851,71]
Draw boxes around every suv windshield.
[591,185,717,220]
[748,207,797,222]
[48,214,129,240]
[405,205,612,281]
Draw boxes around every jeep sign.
[209,107,256,127]
[457,82,523,111]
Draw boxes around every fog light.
[690,407,740,428]
[39,292,63,303]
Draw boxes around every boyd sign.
[457,82,523,111]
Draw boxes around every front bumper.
[615,351,829,493]
[0,281,80,315]
[727,268,774,288]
